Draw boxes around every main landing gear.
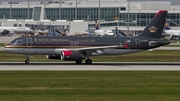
[75,53,92,64]
[75,59,92,64]
[25,55,30,64]
[75,59,82,64]
[85,55,92,64]
[85,59,92,64]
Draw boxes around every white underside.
[4,48,144,55]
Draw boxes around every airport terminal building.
[0,0,180,31]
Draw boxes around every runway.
[0,62,180,71]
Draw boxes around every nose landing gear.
[25,55,30,64]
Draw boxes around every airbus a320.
[4,10,170,64]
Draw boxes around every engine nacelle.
[46,55,61,59]
[148,41,158,47]
[61,50,85,60]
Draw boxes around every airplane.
[112,28,127,37]
[46,29,61,36]
[94,20,114,36]
[4,10,170,64]
[0,27,33,36]
[163,22,180,39]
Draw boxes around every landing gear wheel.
[25,59,29,64]
[25,55,30,64]
[85,59,92,64]
[75,60,82,64]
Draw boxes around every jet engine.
[148,41,158,47]
[60,50,85,60]
[46,55,61,59]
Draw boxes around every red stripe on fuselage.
[4,44,152,49]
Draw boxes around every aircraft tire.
[85,59,92,64]
[75,60,82,64]
[25,59,29,64]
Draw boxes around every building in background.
[0,0,180,32]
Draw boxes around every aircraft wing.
[172,33,180,36]
[6,29,15,34]
[71,45,125,54]
[74,45,124,51]
[0,29,15,35]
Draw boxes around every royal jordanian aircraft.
[4,10,170,64]
[0,27,33,36]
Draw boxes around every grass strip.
[1,50,180,62]
[0,43,5,47]
[0,71,180,101]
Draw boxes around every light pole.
[127,2,130,35]
[75,0,77,20]
[98,0,100,28]
[59,0,61,20]
[10,0,12,19]
[44,0,46,20]
[27,0,30,19]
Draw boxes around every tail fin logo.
[149,26,158,33]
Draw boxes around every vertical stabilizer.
[138,10,168,38]
[164,21,171,30]
[95,19,99,30]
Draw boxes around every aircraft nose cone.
[4,47,10,52]
[4,47,7,51]
[4,43,9,47]
[4,44,12,52]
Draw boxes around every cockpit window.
[11,40,16,44]
[11,39,22,45]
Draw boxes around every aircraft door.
[26,38,32,47]
[70,41,73,46]
[135,39,141,48]
[70,41,78,46]
[74,41,77,46]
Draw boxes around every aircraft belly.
[101,49,144,55]
[4,48,56,55]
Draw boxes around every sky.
[0,0,179,5]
